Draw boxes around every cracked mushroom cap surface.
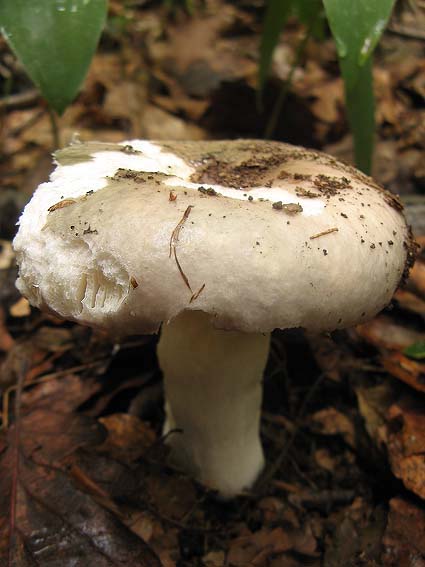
[13,139,415,335]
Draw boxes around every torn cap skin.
[13,139,416,497]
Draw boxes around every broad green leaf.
[323,0,395,89]
[258,0,293,94]
[323,0,396,173]
[0,0,108,114]
[404,341,425,360]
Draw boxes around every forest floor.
[0,1,425,566]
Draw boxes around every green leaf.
[258,0,293,94]
[404,341,425,360]
[323,0,396,173]
[323,0,395,89]
[0,0,108,114]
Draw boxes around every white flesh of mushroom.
[158,310,270,498]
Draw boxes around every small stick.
[309,227,339,240]
[173,248,192,293]
[169,206,193,258]
[190,283,206,303]
[169,206,194,292]
[0,88,39,110]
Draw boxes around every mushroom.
[13,139,416,497]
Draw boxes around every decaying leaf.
[227,524,318,566]
[382,498,425,566]
[9,297,31,318]
[98,413,156,463]
[354,379,395,442]
[324,498,386,567]
[356,315,425,352]
[394,289,425,318]
[0,395,160,566]
[309,407,356,448]
[386,398,425,500]
[382,351,425,394]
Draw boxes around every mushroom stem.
[157,310,270,498]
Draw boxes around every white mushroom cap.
[13,139,414,335]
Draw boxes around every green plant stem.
[47,106,61,149]
[343,57,374,174]
[263,23,313,139]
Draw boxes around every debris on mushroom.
[13,139,416,498]
[47,198,77,212]
[272,201,303,213]
[310,227,339,240]
[198,186,219,196]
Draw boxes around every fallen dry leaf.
[202,550,225,566]
[20,371,101,414]
[1,458,160,566]
[394,288,425,318]
[0,306,14,352]
[324,498,386,567]
[0,239,14,269]
[309,407,356,449]
[314,448,338,472]
[9,297,31,318]
[0,388,160,565]
[382,351,425,394]
[145,474,198,523]
[409,259,425,298]
[307,333,348,382]
[227,521,318,567]
[354,380,395,442]
[32,326,74,353]
[356,314,425,352]
[382,498,425,566]
[98,413,156,463]
[140,104,206,141]
[257,497,288,525]
[386,398,425,499]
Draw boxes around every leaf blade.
[323,0,395,88]
[0,0,108,114]
[404,341,425,361]
[323,0,396,172]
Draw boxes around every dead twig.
[169,206,194,293]
[190,283,205,303]
[9,108,46,138]
[288,488,356,510]
[169,206,193,258]
[0,89,40,111]
[1,359,108,430]
[173,249,192,293]
[309,227,339,240]
[387,23,425,41]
